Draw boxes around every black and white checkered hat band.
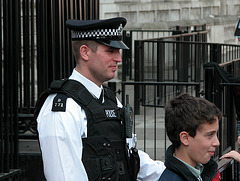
[72,27,123,40]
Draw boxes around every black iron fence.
[1,0,22,179]
[133,39,240,115]
[134,40,240,82]
[204,60,240,181]
[122,24,207,81]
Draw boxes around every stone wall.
[100,0,240,44]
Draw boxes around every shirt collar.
[173,154,204,180]
[69,69,103,99]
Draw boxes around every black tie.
[98,89,104,103]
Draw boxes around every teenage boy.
[159,93,222,181]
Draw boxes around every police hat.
[65,17,129,49]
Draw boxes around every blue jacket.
[159,145,218,181]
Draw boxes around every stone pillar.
[220,0,227,15]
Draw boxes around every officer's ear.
[80,45,91,61]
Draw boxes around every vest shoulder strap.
[34,88,54,120]
[59,79,93,106]
[103,86,117,104]
[34,79,93,119]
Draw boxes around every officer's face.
[88,43,122,86]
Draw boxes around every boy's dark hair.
[165,93,222,148]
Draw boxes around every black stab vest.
[34,79,139,181]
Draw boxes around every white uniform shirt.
[37,69,165,181]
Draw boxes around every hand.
[237,136,240,146]
[220,150,240,163]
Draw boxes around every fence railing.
[204,60,240,180]
[133,39,240,115]
[135,40,240,82]
[0,169,21,181]
[122,24,207,81]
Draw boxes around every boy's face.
[186,118,220,167]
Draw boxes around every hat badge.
[117,24,123,36]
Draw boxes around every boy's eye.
[207,132,216,137]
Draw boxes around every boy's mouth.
[208,151,215,156]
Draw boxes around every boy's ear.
[179,131,190,146]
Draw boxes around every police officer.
[36,17,165,181]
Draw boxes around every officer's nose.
[114,50,122,63]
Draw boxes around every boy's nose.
[213,136,220,147]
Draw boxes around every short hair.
[72,40,98,63]
[165,93,222,148]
